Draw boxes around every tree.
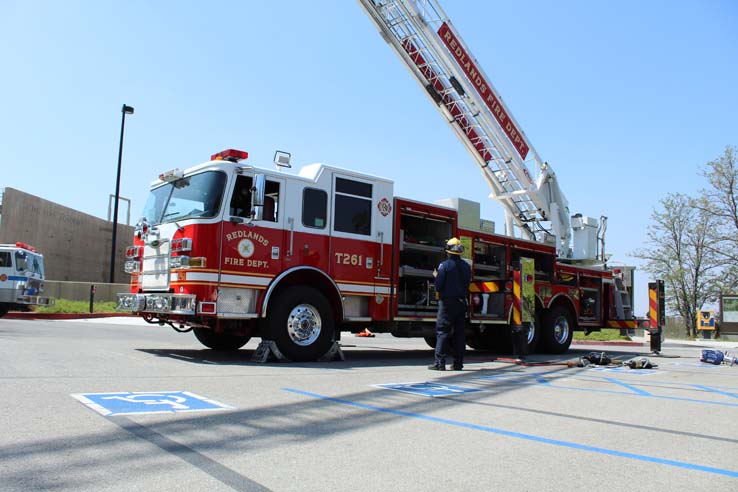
[634,193,723,338]
[696,145,738,292]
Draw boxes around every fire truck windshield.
[15,250,44,277]
[141,170,227,225]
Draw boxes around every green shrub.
[33,299,117,314]
[573,329,631,341]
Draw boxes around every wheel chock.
[251,340,289,363]
[319,341,346,361]
[356,328,375,337]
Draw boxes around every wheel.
[465,329,508,352]
[526,308,542,353]
[424,336,437,349]
[542,305,574,354]
[466,331,495,351]
[490,328,513,354]
[465,333,484,350]
[193,328,250,351]
[267,286,335,362]
[427,334,461,357]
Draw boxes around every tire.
[424,336,437,349]
[490,328,513,354]
[465,333,484,350]
[542,305,574,354]
[428,334,461,357]
[267,286,335,362]
[526,308,542,353]
[193,328,251,351]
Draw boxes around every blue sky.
[2,0,737,314]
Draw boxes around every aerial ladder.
[358,0,602,261]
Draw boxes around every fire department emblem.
[237,239,255,258]
[377,198,392,217]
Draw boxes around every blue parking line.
[691,385,738,400]
[476,375,738,407]
[283,388,738,478]
[602,377,651,396]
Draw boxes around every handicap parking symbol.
[375,382,482,397]
[71,391,232,416]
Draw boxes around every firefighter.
[430,237,471,371]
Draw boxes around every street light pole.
[109,104,134,284]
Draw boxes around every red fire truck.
[117,0,645,360]
[116,148,637,360]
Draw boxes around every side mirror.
[251,174,266,220]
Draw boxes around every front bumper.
[117,293,196,315]
[17,295,54,307]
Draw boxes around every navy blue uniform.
[433,255,471,369]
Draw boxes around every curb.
[571,340,644,347]
[4,312,134,320]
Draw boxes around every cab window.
[303,188,327,228]
[334,177,372,236]
[229,176,253,218]
[263,180,280,222]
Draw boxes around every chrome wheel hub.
[527,319,536,344]
[287,304,322,346]
[552,316,570,344]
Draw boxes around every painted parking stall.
[72,391,232,416]
[284,382,738,479]
[473,372,738,407]
[375,381,482,397]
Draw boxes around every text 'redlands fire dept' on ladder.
[358,0,603,263]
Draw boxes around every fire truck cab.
[118,150,635,361]
[0,242,53,317]
[118,150,396,361]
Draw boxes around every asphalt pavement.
[1,316,737,491]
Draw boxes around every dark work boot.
[427,364,446,371]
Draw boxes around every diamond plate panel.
[217,288,258,314]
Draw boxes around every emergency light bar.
[211,149,249,162]
[159,169,184,182]
[15,242,36,252]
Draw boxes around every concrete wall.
[44,281,130,303]
[0,187,134,282]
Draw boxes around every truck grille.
[141,242,171,290]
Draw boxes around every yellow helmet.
[445,237,464,255]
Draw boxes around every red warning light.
[211,149,249,162]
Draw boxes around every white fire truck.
[0,242,53,317]
[117,0,645,361]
